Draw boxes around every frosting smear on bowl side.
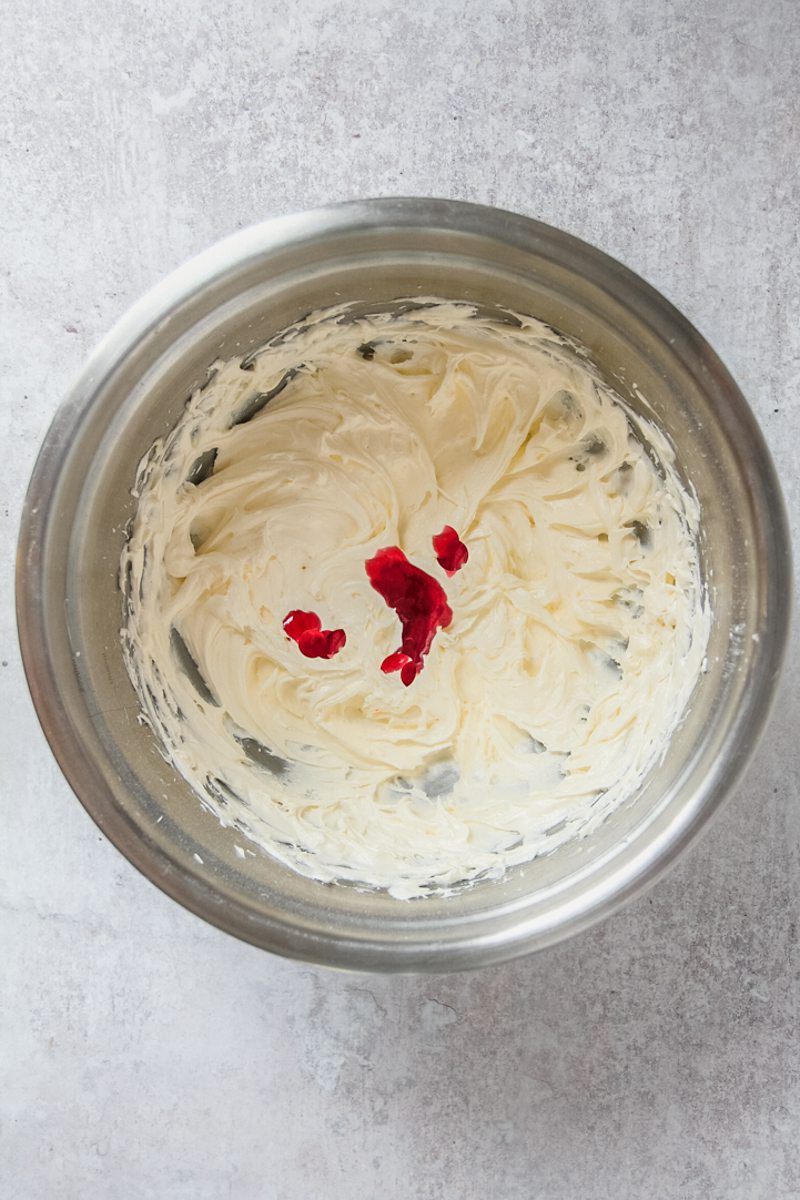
[121,301,710,898]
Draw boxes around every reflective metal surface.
[16,199,792,971]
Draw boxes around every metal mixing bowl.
[16,199,792,971]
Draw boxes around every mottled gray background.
[1,0,798,1196]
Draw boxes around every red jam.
[432,525,469,575]
[365,546,453,686]
[283,610,346,659]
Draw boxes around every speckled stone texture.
[1,1,798,1196]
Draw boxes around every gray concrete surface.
[1,0,798,1196]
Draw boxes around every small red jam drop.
[283,610,320,641]
[365,546,453,686]
[283,610,346,659]
[432,525,469,575]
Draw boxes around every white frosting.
[122,301,710,898]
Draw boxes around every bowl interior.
[23,202,788,969]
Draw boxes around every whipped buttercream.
[121,301,710,898]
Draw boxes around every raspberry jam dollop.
[365,546,453,686]
[432,525,469,575]
[283,610,346,659]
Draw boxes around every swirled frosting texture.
[122,302,709,898]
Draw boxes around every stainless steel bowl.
[17,199,792,971]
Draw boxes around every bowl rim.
[16,197,794,971]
